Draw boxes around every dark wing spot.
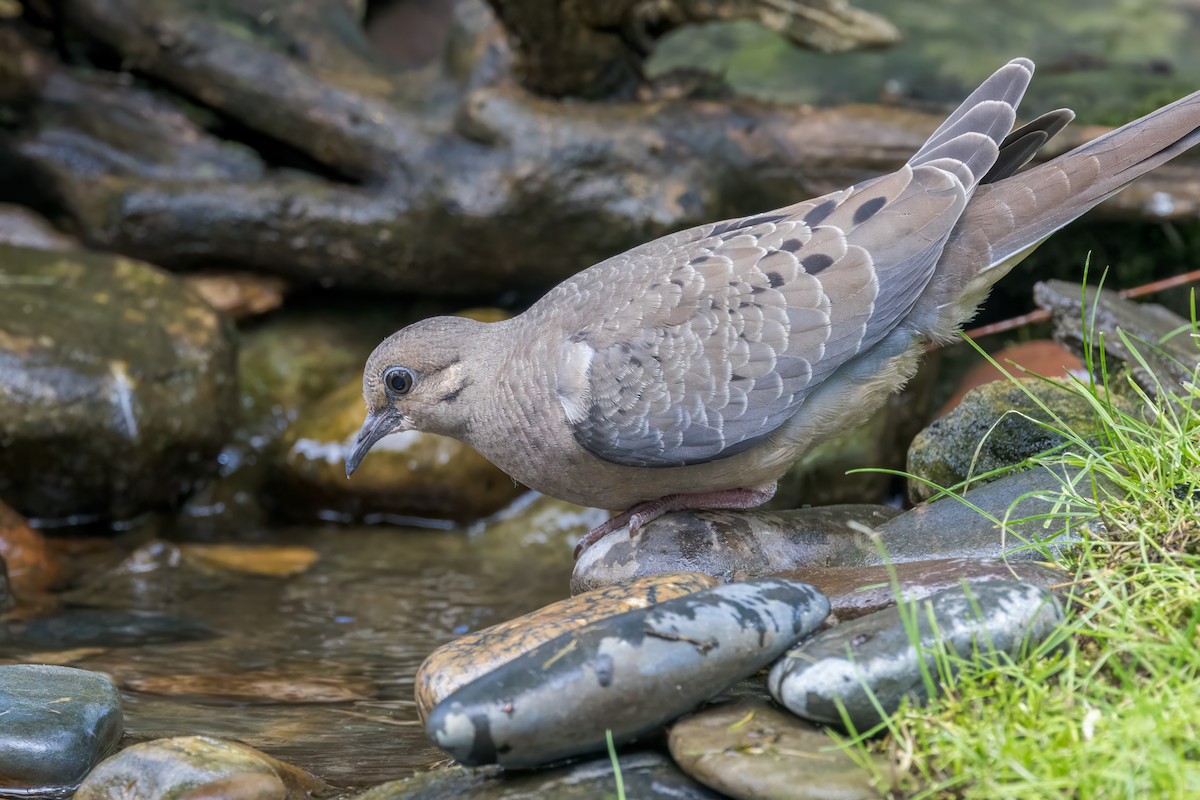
[710,220,740,237]
[781,238,804,253]
[766,272,785,288]
[690,255,712,265]
[802,254,835,275]
[804,199,838,226]
[852,196,887,225]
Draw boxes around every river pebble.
[416,571,718,720]
[0,664,123,795]
[769,581,1065,730]
[427,578,830,767]
[669,697,888,799]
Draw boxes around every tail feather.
[914,87,1200,340]
[966,89,1200,270]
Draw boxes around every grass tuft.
[864,271,1200,798]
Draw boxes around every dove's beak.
[346,408,406,478]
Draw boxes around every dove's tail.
[918,87,1200,340]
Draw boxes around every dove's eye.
[383,366,415,396]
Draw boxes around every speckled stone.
[352,750,723,799]
[75,735,326,800]
[415,572,718,721]
[775,557,1068,623]
[769,581,1065,730]
[0,664,123,795]
[669,697,888,799]
[427,579,830,768]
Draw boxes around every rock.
[771,356,937,508]
[0,203,77,251]
[416,571,718,720]
[75,735,326,800]
[426,579,830,768]
[3,608,214,649]
[275,377,525,523]
[769,581,1064,730]
[908,378,1122,502]
[936,341,1083,417]
[183,272,288,321]
[354,750,723,799]
[1036,279,1200,397]
[118,668,373,704]
[777,557,1069,623]
[0,245,237,523]
[668,697,888,799]
[571,505,901,594]
[876,467,1098,564]
[0,498,62,595]
[61,540,236,610]
[179,301,406,531]
[0,555,13,613]
[0,664,123,794]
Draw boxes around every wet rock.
[179,302,406,530]
[118,668,374,704]
[3,608,214,649]
[778,557,1069,623]
[354,750,722,799]
[276,378,525,523]
[908,378,1121,502]
[0,664,123,794]
[769,581,1065,730]
[571,505,901,594]
[668,697,888,799]
[0,555,13,613]
[0,203,77,251]
[0,498,62,596]
[426,578,830,767]
[876,467,1098,564]
[75,735,326,800]
[0,245,237,523]
[62,540,236,610]
[936,341,1083,417]
[1036,279,1200,397]
[771,356,937,508]
[416,572,718,720]
[184,272,288,321]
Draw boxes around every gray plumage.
[348,58,1200,538]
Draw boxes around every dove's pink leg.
[573,483,777,559]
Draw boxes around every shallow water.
[0,498,596,790]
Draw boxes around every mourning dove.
[347,58,1200,555]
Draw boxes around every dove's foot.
[573,483,777,560]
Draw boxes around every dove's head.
[346,315,494,477]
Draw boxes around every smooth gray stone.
[353,751,723,799]
[427,579,830,768]
[573,467,1091,594]
[571,505,901,593]
[775,557,1069,623]
[769,581,1064,731]
[0,664,124,794]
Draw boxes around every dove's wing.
[550,59,1035,467]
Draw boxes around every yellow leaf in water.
[182,544,319,577]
